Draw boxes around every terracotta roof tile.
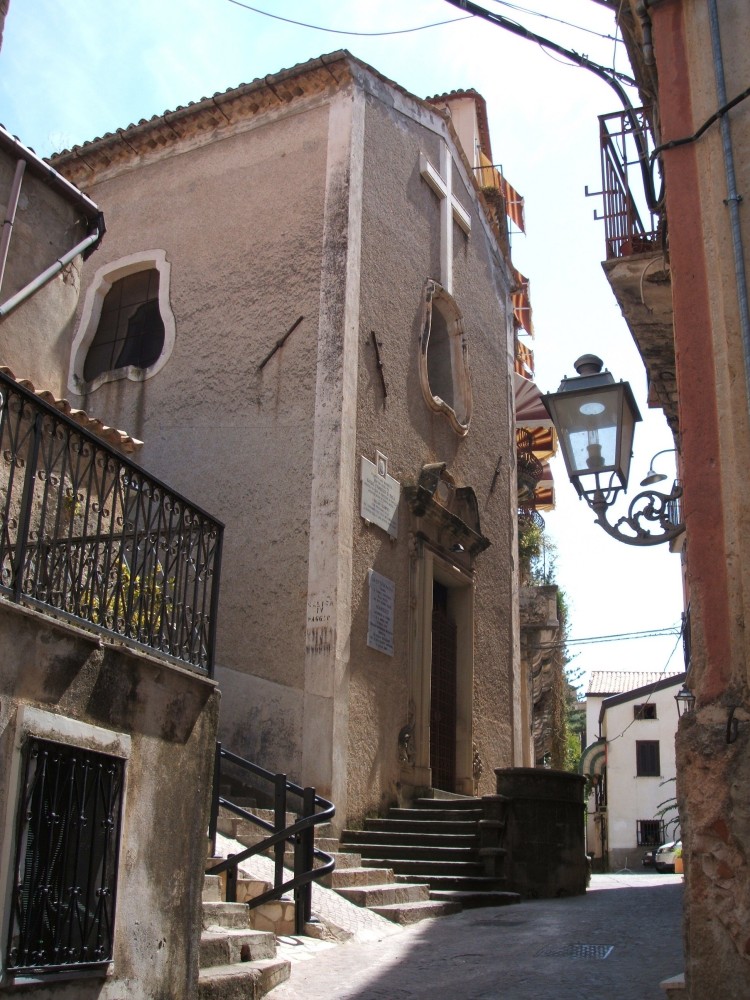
[587,670,682,696]
[1,367,143,454]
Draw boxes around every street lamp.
[543,356,685,546]
[675,685,696,717]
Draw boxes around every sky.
[0,0,686,695]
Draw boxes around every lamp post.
[543,356,685,546]
[675,685,696,718]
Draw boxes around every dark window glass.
[634,703,657,720]
[84,269,165,382]
[636,740,660,776]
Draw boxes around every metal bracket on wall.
[371,330,388,401]
[257,315,304,371]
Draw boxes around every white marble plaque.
[361,453,400,539]
[367,570,395,656]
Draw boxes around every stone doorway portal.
[430,581,457,792]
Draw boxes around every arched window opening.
[83,269,165,382]
[419,279,472,436]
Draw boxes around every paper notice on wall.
[361,454,399,539]
[367,569,395,656]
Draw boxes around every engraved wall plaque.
[367,569,395,656]
[361,452,400,539]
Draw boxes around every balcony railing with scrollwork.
[0,370,223,675]
[588,107,660,260]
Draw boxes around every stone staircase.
[313,833,461,924]
[198,873,291,999]
[338,796,521,909]
[218,802,459,927]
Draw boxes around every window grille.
[637,819,664,845]
[636,740,661,777]
[6,738,124,976]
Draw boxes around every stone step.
[203,874,223,903]
[314,837,342,852]
[197,957,290,1000]
[340,843,477,863]
[362,817,480,836]
[370,898,463,924]
[428,889,521,909]
[247,896,296,936]
[397,873,510,893]
[322,866,394,889]
[200,928,276,968]
[334,881,431,907]
[371,858,486,877]
[414,796,483,809]
[343,829,478,847]
[387,807,483,823]
[202,902,253,931]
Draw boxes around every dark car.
[642,848,657,867]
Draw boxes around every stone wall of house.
[58,96,331,785]
[0,145,86,394]
[51,54,525,827]
[0,599,219,998]
[343,70,520,818]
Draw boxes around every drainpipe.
[0,158,26,293]
[707,0,750,409]
[0,124,105,321]
[0,224,103,319]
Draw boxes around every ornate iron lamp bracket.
[588,482,685,546]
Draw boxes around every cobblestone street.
[269,873,684,1000]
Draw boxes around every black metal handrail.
[590,107,661,260]
[0,369,223,675]
[207,743,335,935]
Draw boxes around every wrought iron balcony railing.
[0,370,223,675]
[588,107,661,261]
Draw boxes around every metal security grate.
[6,738,124,976]
[534,943,614,960]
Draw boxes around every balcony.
[0,370,223,674]
[591,108,678,433]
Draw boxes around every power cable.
[224,1,472,36]
[442,0,664,213]
[534,625,680,650]
[606,629,684,744]
[488,0,623,43]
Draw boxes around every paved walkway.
[267,873,684,1000]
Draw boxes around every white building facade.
[584,670,685,871]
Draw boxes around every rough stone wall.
[49,55,524,827]
[0,600,219,999]
[346,76,519,820]
[677,710,750,997]
[618,1,750,996]
[59,100,330,777]
[0,146,86,394]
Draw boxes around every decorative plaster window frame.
[0,707,130,986]
[69,250,176,394]
[419,279,472,436]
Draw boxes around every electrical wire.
[488,0,623,44]
[224,1,472,36]
[442,0,664,214]
[534,625,680,650]
[606,629,684,744]
[650,84,750,160]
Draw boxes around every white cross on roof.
[419,141,472,295]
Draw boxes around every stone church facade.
[49,51,532,828]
